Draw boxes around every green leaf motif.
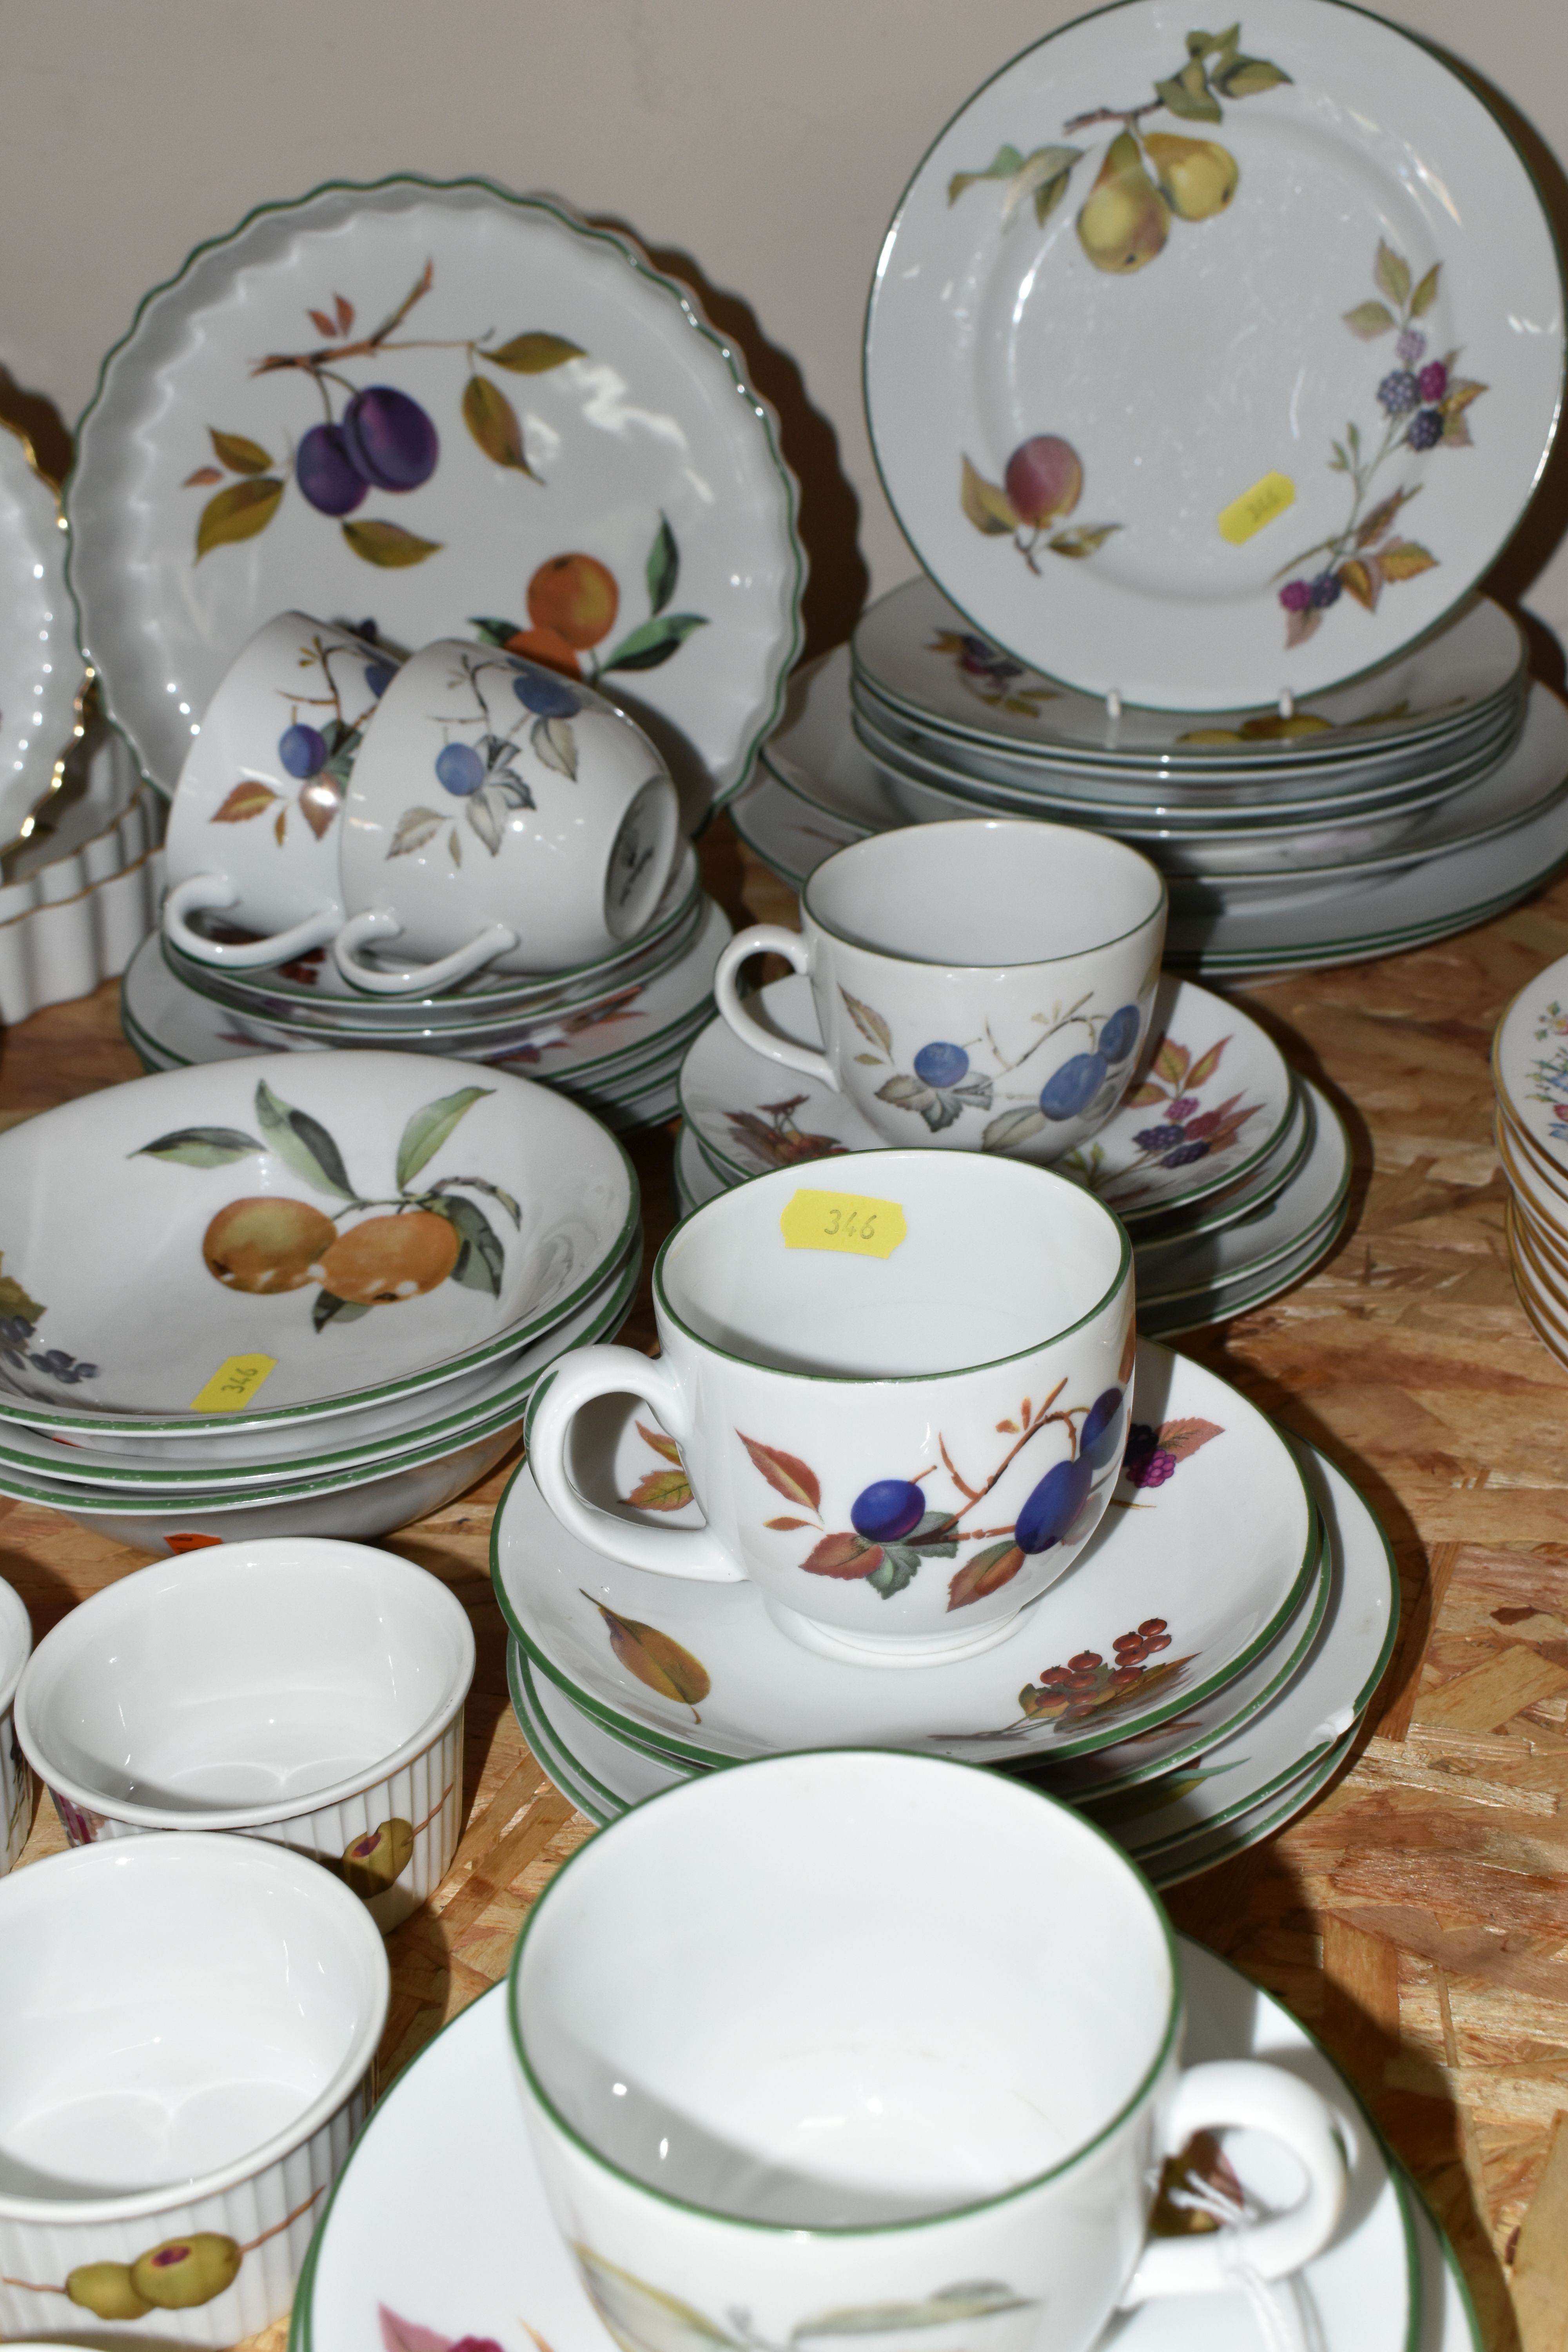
[313,1290,372,1332]
[999,145,1083,230]
[132,1126,263,1169]
[431,1173,521,1227]
[599,613,708,675]
[395,1086,493,1189]
[1154,59,1222,120]
[254,1081,356,1198]
[1374,240,1411,309]
[1342,300,1396,339]
[461,374,534,475]
[1049,524,1121,559]
[388,806,445,858]
[948,143,1025,204]
[792,2285,1034,2339]
[196,477,284,560]
[868,1547,922,1599]
[646,514,679,616]
[208,428,274,475]
[983,1106,1047,1152]
[907,1508,959,1557]
[1210,52,1290,95]
[0,1268,45,1326]
[468,614,523,647]
[1410,261,1441,317]
[840,990,892,1056]
[342,519,444,569]
[532,715,578,779]
[486,331,587,374]
[441,1192,505,1295]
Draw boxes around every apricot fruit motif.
[66,2261,153,2319]
[202,1197,337,1294]
[318,1211,461,1306]
[528,552,620,651]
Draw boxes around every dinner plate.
[679,969,1294,1223]
[291,1940,1418,2352]
[493,1338,1316,1769]
[853,579,1527,767]
[0,421,84,856]
[864,0,1563,708]
[67,176,804,813]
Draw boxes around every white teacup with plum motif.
[526,1148,1133,1663]
[713,820,1166,1160]
[332,639,682,993]
[507,1751,1348,2352]
[163,612,398,970]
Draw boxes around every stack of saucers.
[731,599,1568,979]
[119,848,728,1132]
[494,1339,1396,1886]
[673,970,1350,1336]
[1492,952,1568,1360]
[0,1051,639,1552]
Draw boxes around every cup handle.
[164,874,340,969]
[528,1345,746,1583]
[713,926,838,1091]
[332,909,520,996]
[1120,2060,1348,2302]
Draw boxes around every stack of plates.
[118,849,730,1132]
[673,971,1350,1336]
[492,1338,1396,1888]
[0,1051,640,1552]
[1492,951,1568,1359]
[733,632,1568,979]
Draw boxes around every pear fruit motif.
[342,1816,415,1897]
[1076,132,1170,273]
[1143,132,1239,221]
[131,2232,243,2309]
[67,2261,153,2319]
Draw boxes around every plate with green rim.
[67,176,804,819]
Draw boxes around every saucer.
[1132,1085,1351,1305]
[492,1339,1315,1768]
[290,1940,1417,2352]
[679,972,1294,1227]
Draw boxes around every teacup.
[508,1752,1347,2352]
[526,1148,1133,1662]
[713,820,1166,1160]
[332,640,682,993]
[163,612,397,970]
[0,1831,388,2346]
[15,1537,475,1931]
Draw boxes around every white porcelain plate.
[1492,948,1568,1179]
[292,1939,1418,2352]
[1134,1082,1350,1303]
[864,0,1563,709]
[0,423,82,853]
[67,177,804,812]
[492,1338,1316,1768]
[679,970,1294,1223]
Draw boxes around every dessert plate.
[291,1940,1417,2352]
[0,422,83,861]
[1134,1084,1351,1304]
[492,1339,1316,1768]
[1136,1726,1356,1886]
[679,970,1294,1223]
[1139,1209,1350,1337]
[728,763,867,887]
[853,579,1526,766]
[68,176,804,813]
[864,0,1562,708]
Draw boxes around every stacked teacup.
[676,821,1350,1335]
[1493,950,1568,1361]
[0,1047,639,1551]
[130,615,729,1127]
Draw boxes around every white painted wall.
[3,0,1566,655]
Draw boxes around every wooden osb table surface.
[6,816,1568,2352]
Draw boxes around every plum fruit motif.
[925,625,1061,719]
[722,1094,850,1172]
[1273,244,1486,648]
[736,1376,1127,1610]
[949,25,1289,575]
[1526,998,1568,1145]
[0,1249,99,1396]
[186,264,587,568]
[208,627,395,849]
[135,1077,517,1330]
[838,984,1149,1151]
[470,514,709,686]
[1060,1031,1264,1208]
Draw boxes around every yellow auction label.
[1218,471,1296,545]
[190,1353,278,1413]
[780,1191,907,1259]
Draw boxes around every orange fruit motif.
[318,1210,460,1305]
[504,624,582,678]
[202,1197,338,1293]
[526,552,619,650]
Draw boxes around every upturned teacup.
[508,1752,1347,2352]
[163,612,398,970]
[526,1148,1134,1663]
[331,640,681,993]
[713,820,1166,1160]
